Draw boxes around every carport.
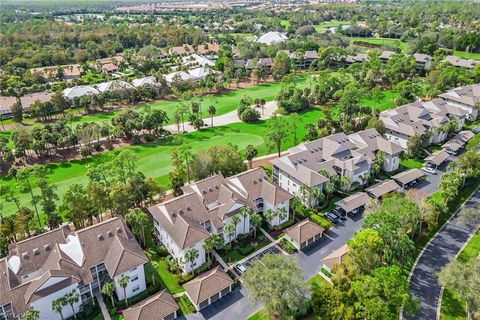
[365,179,400,199]
[392,169,426,189]
[335,192,370,215]
[424,149,450,169]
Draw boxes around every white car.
[422,166,436,175]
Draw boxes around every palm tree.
[250,213,263,239]
[324,181,335,199]
[63,291,79,320]
[102,281,116,308]
[203,233,223,267]
[310,186,325,207]
[208,105,216,126]
[264,209,275,225]
[125,208,149,247]
[240,207,252,234]
[224,223,236,249]
[21,309,40,320]
[184,248,199,274]
[51,298,65,320]
[118,274,130,307]
[260,98,266,115]
[231,214,240,239]
[277,207,288,225]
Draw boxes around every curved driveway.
[403,187,480,320]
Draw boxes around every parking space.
[232,244,282,275]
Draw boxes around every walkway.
[164,101,278,133]
[403,186,480,320]
[94,292,111,320]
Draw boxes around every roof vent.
[179,209,184,215]
[209,187,213,192]
[44,244,51,251]
[22,252,29,260]
[202,190,207,194]
[97,234,104,241]
[215,185,219,190]
[33,248,39,256]
[259,178,263,182]
[253,180,258,184]
[186,207,191,211]
[116,227,123,234]
[107,230,113,237]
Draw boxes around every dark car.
[324,212,339,224]
[472,127,480,134]
[332,208,347,221]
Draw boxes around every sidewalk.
[94,292,111,320]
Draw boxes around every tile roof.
[365,179,400,198]
[62,85,99,99]
[183,267,233,305]
[392,168,426,185]
[424,149,450,166]
[123,289,179,320]
[272,129,394,188]
[1,217,146,318]
[443,55,479,69]
[335,192,371,213]
[285,219,324,245]
[0,96,18,114]
[440,83,480,107]
[30,64,82,79]
[20,91,52,109]
[321,244,349,270]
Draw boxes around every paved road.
[404,187,479,320]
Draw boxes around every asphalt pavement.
[404,187,480,320]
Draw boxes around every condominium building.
[0,217,148,320]
[271,128,403,205]
[148,167,292,274]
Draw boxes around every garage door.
[199,299,209,310]
[221,287,231,296]
[300,241,307,249]
[164,312,176,320]
[210,292,220,303]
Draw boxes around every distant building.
[62,85,100,100]
[256,31,288,45]
[30,64,83,81]
[123,290,179,320]
[443,55,479,70]
[439,83,480,120]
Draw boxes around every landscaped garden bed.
[218,233,271,265]
[278,238,297,254]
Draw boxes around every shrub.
[80,145,91,157]
[240,107,261,123]
[105,141,114,150]
[309,214,332,230]
[155,246,169,257]
[130,135,142,145]
[279,238,297,254]
[93,143,102,152]
[144,133,156,142]
[176,273,194,285]
[238,245,254,256]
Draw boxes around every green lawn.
[0,87,396,218]
[440,232,480,320]
[452,50,480,61]
[350,37,409,53]
[400,158,423,170]
[70,75,311,128]
[313,20,350,32]
[280,20,289,30]
[307,273,331,288]
[176,295,196,316]
[145,252,184,294]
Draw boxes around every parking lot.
[232,244,282,275]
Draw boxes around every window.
[130,267,137,272]
[132,285,140,293]
[131,275,139,282]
